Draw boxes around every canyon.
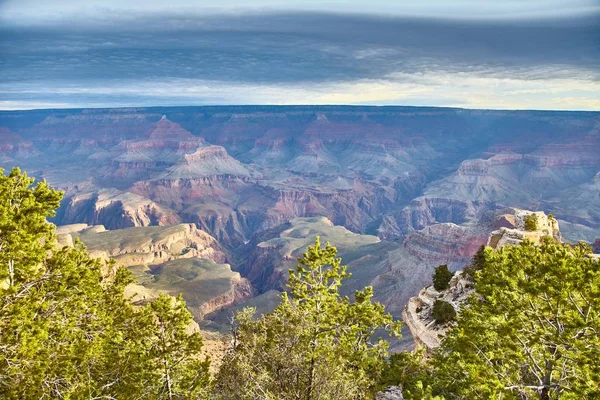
[1,106,598,331]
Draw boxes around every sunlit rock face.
[56,223,253,320]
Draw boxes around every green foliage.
[0,167,62,287]
[406,381,444,400]
[145,294,211,399]
[432,240,600,399]
[379,350,438,399]
[524,214,538,231]
[463,244,489,280]
[214,237,401,400]
[432,300,456,325]
[0,168,210,399]
[432,264,453,291]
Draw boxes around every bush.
[432,264,453,291]
[524,214,538,231]
[378,351,435,399]
[432,300,456,324]
[431,240,600,398]
[464,245,486,280]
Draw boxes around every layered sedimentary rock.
[59,223,226,264]
[3,106,598,247]
[2,106,599,327]
[0,127,38,162]
[138,258,254,320]
[487,209,560,249]
[57,223,252,319]
[405,223,488,261]
[56,189,181,229]
[238,215,487,317]
[160,145,251,179]
[239,216,382,292]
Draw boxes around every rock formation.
[56,189,181,229]
[402,209,560,351]
[2,106,599,331]
[487,209,560,248]
[56,223,253,320]
[4,106,597,249]
[376,387,405,400]
[403,271,473,350]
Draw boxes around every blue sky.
[0,0,598,110]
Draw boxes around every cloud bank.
[0,3,598,110]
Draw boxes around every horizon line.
[1,104,599,114]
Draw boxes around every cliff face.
[3,107,597,251]
[237,214,488,319]
[402,209,560,351]
[403,271,473,350]
[487,209,560,249]
[2,107,599,327]
[57,223,253,319]
[55,189,181,229]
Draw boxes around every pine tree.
[214,237,401,399]
[0,167,62,287]
[432,264,453,291]
[431,300,456,324]
[0,168,211,399]
[145,294,211,400]
[432,239,600,399]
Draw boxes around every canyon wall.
[2,106,598,328]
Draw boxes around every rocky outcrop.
[403,209,560,351]
[55,189,181,229]
[376,387,405,400]
[402,271,473,349]
[594,238,600,254]
[160,145,251,179]
[378,197,478,240]
[59,223,227,265]
[404,223,488,262]
[196,275,254,318]
[128,258,254,320]
[148,115,199,141]
[487,209,560,249]
[57,223,254,320]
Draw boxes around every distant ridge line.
[1,104,599,116]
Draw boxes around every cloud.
[1,0,599,22]
[1,72,598,111]
[0,10,598,110]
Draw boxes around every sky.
[0,0,599,110]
